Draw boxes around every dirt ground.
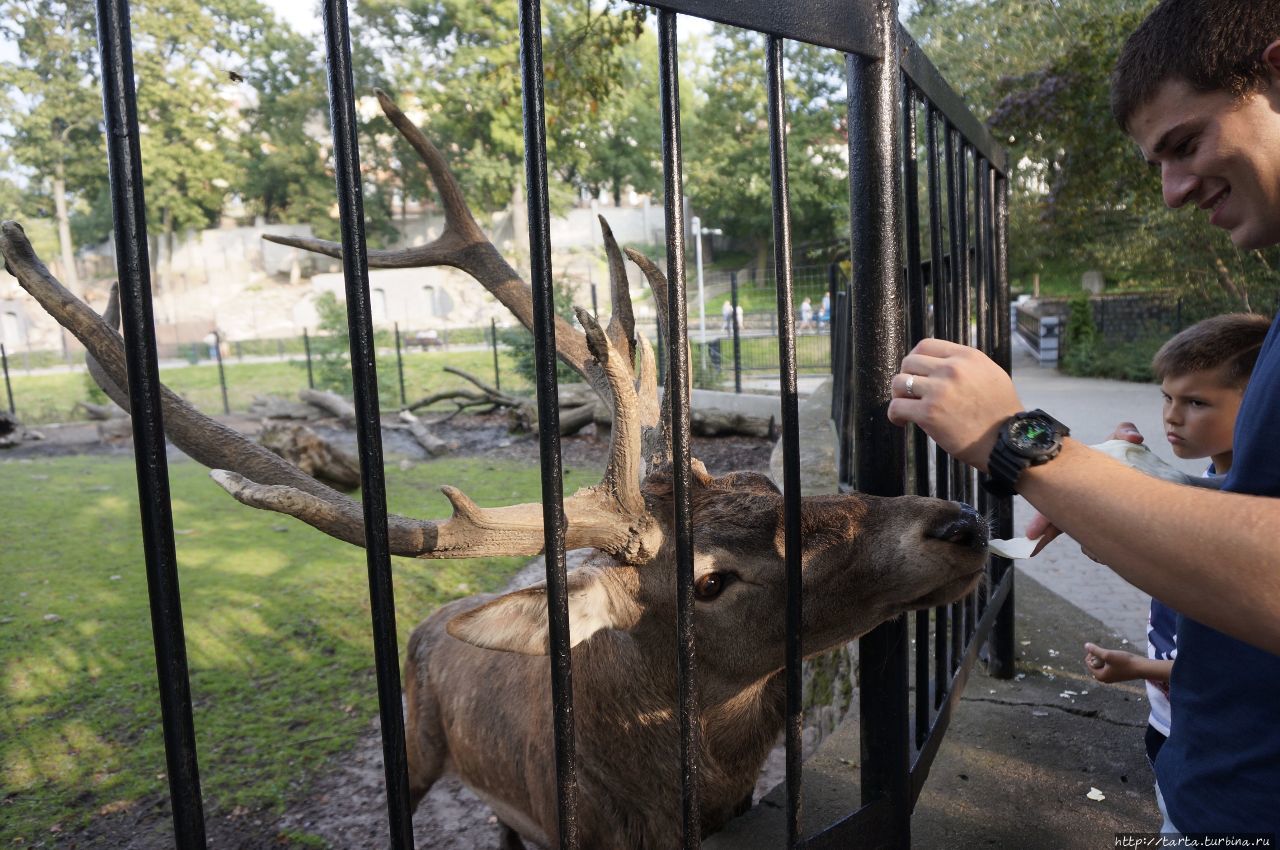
[7,409,775,849]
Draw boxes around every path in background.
[1009,338,1201,648]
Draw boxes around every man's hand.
[888,339,1022,470]
[1027,422,1146,555]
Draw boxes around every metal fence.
[77,1,1009,849]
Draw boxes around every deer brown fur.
[0,91,989,849]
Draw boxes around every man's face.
[1129,67,1280,250]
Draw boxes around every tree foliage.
[908,0,1279,311]
[684,28,850,267]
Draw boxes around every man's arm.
[889,338,1280,656]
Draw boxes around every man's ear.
[1264,39,1280,80]
[446,567,636,655]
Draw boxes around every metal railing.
[80,1,1010,848]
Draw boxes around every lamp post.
[692,216,723,371]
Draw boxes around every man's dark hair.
[1111,0,1280,131]
[1152,312,1273,387]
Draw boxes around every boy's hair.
[1152,313,1273,387]
[1111,0,1280,132]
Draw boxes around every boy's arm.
[889,339,1280,656]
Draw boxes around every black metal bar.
[303,327,314,389]
[491,317,502,392]
[647,0,881,60]
[2,343,14,415]
[925,107,949,505]
[394,322,406,406]
[730,271,742,394]
[969,149,987,642]
[518,2,579,846]
[213,330,229,415]
[988,171,1016,680]
[766,35,805,848]
[658,11,700,848]
[898,27,1007,174]
[320,2,414,846]
[846,0,910,842]
[901,85,929,503]
[943,124,965,679]
[901,84,932,754]
[93,1,206,845]
[909,566,1013,802]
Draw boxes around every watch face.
[1009,417,1059,455]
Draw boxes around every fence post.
[303,328,314,389]
[490,317,501,392]
[394,322,406,407]
[848,4,911,844]
[730,271,742,393]
[1,343,14,415]
[214,330,229,415]
[590,281,598,318]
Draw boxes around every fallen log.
[398,410,449,456]
[299,388,357,427]
[258,422,361,492]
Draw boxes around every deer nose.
[927,504,988,550]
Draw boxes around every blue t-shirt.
[1156,311,1280,837]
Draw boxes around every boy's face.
[1160,368,1244,467]
[1128,44,1280,250]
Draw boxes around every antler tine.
[264,91,606,399]
[574,306,645,517]
[598,216,636,368]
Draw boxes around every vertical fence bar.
[766,35,805,848]
[968,149,986,642]
[900,82,931,752]
[517,2,579,846]
[93,2,206,846]
[944,124,965,676]
[320,2,414,845]
[987,168,1017,679]
[303,327,315,389]
[491,317,502,392]
[658,11,700,847]
[847,0,909,841]
[394,322,406,406]
[2,343,13,415]
[731,271,742,394]
[213,330,229,415]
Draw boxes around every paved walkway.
[1008,338,1200,647]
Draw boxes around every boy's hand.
[1083,642,1144,683]
[1027,422,1147,555]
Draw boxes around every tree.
[0,0,106,295]
[355,0,651,214]
[907,0,1279,313]
[684,27,850,269]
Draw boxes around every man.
[888,0,1280,837]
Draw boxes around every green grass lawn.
[0,451,599,842]
[7,348,531,426]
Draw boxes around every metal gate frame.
[83,0,1011,847]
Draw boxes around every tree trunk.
[52,161,81,297]
[1213,255,1251,312]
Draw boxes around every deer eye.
[694,572,734,601]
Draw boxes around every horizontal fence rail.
[60,0,1009,848]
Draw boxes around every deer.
[0,90,989,850]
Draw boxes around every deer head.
[0,90,988,848]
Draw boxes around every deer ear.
[446,567,629,655]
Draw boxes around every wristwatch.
[983,409,1070,497]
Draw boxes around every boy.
[1081,314,1271,771]
[888,0,1280,836]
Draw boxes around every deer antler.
[0,218,661,561]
